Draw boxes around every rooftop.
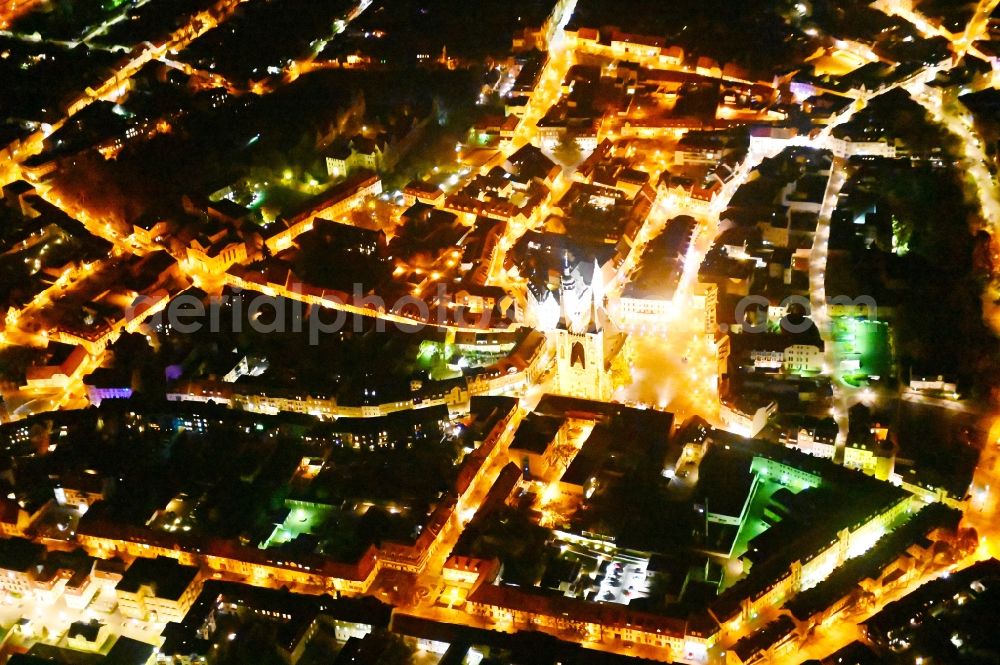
[116,556,200,600]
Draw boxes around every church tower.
[554,323,610,401]
[552,257,623,401]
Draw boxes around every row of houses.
[165,331,549,419]
[564,27,757,86]
[37,400,523,606]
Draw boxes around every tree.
[0,346,46,385]
[552,134,582,168]
[369,629,415,665]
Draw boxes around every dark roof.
[1,498,21,526]
[67,620,103,642]
[0,537,45,573]
[404,179,442,196]
[557,424,605,487]
[21,643,101,664]
[116,556,199,600]
[728,322,823,354]
[697,445,755,519]
[82,366,133,389]
[789,173,829,205]
[510,413,563,455]
[731,615,796,661]
[105,636,157,665]
[505,143,559,182]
